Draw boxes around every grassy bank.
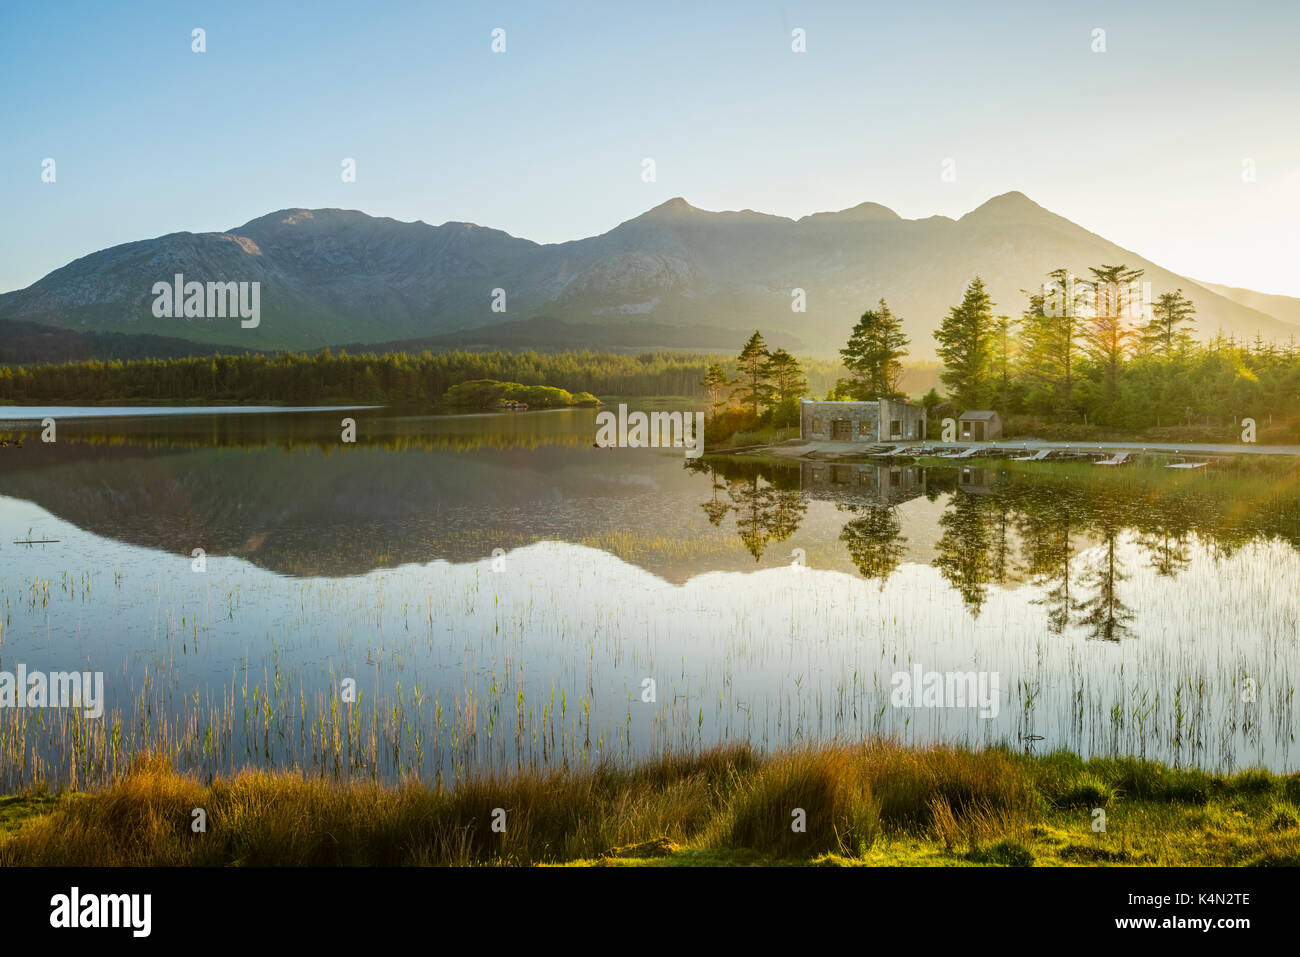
[707,424,800,450]
[1,742,1296,866]
[997,414,1300,446]
[901,453,1300,478]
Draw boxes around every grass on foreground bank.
[1,742,1297,866]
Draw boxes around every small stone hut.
[799,398,927,443]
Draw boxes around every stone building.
[799,398,927,443]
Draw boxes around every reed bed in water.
[1,529,1297,792]
[2,457,1298,792]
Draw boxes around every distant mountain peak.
[234,207,327,233]
[643,197,699,217]
[236,207,396,233]
[960,191,1051,223]
[629,197,794,227]
[801,201,900,224]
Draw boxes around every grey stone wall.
[800,400,880,441]
[800,399,926,442]
[878,398,927,441]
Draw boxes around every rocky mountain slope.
[2,193,1294,357]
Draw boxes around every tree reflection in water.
[695,456,1300,639]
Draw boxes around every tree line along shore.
[3,261,1299,446]
[698,265,1300,447]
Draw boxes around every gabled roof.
[800,399,880,406]
[959,410,1000,420]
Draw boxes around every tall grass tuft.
[714,746,880,858]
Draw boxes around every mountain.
[0,318,272,364]
[338,316,806,354]
[2,193,1296,358]
[1194,281,1300,332]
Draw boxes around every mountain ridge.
[2,193,1295,358]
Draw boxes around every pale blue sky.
[2,0,1297,294]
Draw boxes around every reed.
[2,740,1296,866]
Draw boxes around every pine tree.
[935,277,995,411]
[992,315,1016,412]
[1019,267,1086,417]
[839,299,910,400]
[1142,290,1196,357]
[731,330,773,416]
[701,363,732,412]
[763,348,808,404]
[1085,264,1144,403]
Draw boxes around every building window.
[813,417,823,433]
[890,420,902,439]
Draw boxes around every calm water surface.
[0,407,1296,788]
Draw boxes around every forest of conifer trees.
[3,264,1300,440]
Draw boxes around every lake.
[0,406,1296,790]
